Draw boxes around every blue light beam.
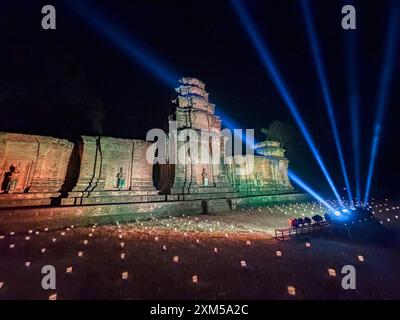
[301,0,354,205]
[231,0,344,206]
[364,3,400,204]
[70,1,257,152]
[68,1,180,88]
[288,170,335,212]
[345,23,361,204]
[216,108,255,150]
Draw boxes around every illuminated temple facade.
[0,78,303,222]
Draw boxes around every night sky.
[1,0,399,199]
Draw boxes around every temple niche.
[0,132,73,207]
[227,141,293,195]
[164,77,236,200]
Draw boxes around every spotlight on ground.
[364,3,400,205]
[301,1,353,206]
[288,170,335,212]
[231,0,343,207]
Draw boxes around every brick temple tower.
[167,77,236,202]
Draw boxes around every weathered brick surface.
[0,132,73,207]
[65,136,157,204]
[169,78,236,195]
[227,142,293,195]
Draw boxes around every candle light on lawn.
[10,232,15,236]
[35,231,40,235]
[121,253,125,260]
[25,261,31,268]
[78,251,83,257]
[9,244,15,249]
[0,235,4,239]
[276,250,282,257]
[155,236,159,242]
[89,233,93,237]
[48,293,57,300]
[328,268,336,277]
[240,260,247,268]
[173,256,179,263]
[66,267,73,273]
[192,275,198,284]
[246,240,251,246]
[305,242,311,248]
[25,236,30,241]
[52,238,56,242]
[357,255,364,262]
[44,228,49,232]
[287,286,296,296]
[214,247,218,253]
[196,239,200,245]
[0,282,3,289]
[28,230,33,234]
[120,242,125,248]
[122,271,128,280]
[83,240,88,245]
[162,245,167,251]
[41,248,46,253]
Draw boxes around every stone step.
[167,192,238,201]
[61,194,166,206]
[203,198,232,214]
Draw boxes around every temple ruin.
[0,78,306,224]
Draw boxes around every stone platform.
[0,192,61,208]
[0,192,309,232]
[60,190,165,206]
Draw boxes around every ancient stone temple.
[0,77,306,225]
[227,141,293,195]
[165,78,237,209]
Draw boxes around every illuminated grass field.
[0,200,399,300]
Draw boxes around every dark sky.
[0,0,399,199]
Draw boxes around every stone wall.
[227,141,293,195]
[62,136,162,205]
[0,132,73,207]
